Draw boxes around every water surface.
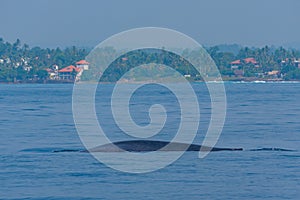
[0,83,299,199]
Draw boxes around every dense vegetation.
[85,48,200,82]
[207,45,300,80]
[1,38,300,82]
[0,38,87,82]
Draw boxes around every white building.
[76,60,89,70]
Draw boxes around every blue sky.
[1,0,299,48]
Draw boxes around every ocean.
[0,82,299,199]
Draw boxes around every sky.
[1,0,300,48]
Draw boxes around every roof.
[76,60,90,65]
[231,59,241,65]
[244,57,258,64]
[231,58,258,65]
[268,70,279,75]
[58,65,81,73]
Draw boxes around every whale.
[85,140,243,152]
[21,141,295,153]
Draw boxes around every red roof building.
[231,58,258,65]
[58,65,81,73]
[231,58,259,70]
[231,60,241,65]
[76,60,90,65]
[244,57,258,64]
[58,65,81,80]
[75,60,89,70]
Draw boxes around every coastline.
[1,77,300,84]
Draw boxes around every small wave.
[52,149,83,153]
[22,108,40,111]
[20,148,84,153]
[279,154,300,158]
[249,148,295,152]
[9,197,95,200]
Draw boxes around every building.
[267,70,280,78]
[46,60,88,80]
[46,65,59,80]
[76,60,89,70]
[293,59,300,68]
[23,66,32,72]
[230,60,241,69]
[231,57,259,69]
[58,65,81,80]
[267,70,279,76]
[244,57,258,65]
[281,58,300,68]
[233,69,244,77]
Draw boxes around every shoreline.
[1,78,300,84]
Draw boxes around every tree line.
[207,45,300,80]
[1,38,300,82]
[0,38,87,82]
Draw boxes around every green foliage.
[95,48,199,82]
[1,37,300,82]
[209,45,300,80]
[284,68,300,80]
[0,38,87,82]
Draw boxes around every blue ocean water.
[0,83,299,199]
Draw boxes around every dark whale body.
[86,140,243,152]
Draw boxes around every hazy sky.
[1,0,300,48]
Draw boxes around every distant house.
[233,69,244,77]
[58,65,81,80]
[231,57,259,69]
[293,59,300,68]
[46,68,55,79]
[230,60,241,69]
[46,65,59,80]
[244,57,258,65]
[267,70,280,78]
[281,58,300,68]
[280,58,288,66]
[46,61,87,81]
[76,60,89,70]
[267,70,279,76]
[23,66,32,72]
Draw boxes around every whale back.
[86,140,243,152]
